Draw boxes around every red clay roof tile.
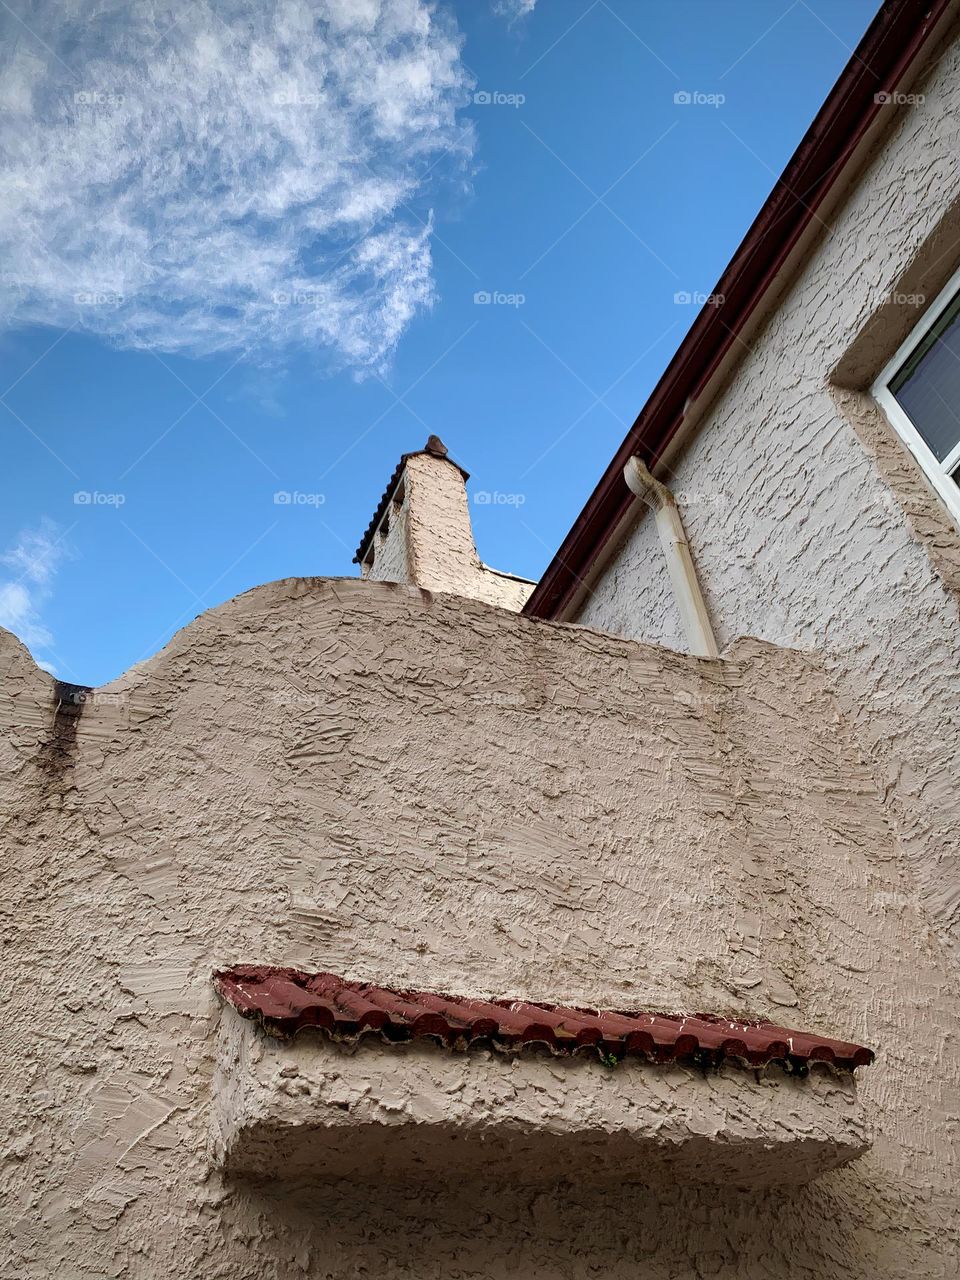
[214,966,874,1071]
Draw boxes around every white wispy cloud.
[493,0,536,22]
[0,519,68,666]
[0,0,474,372]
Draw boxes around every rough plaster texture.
[364,452,533,610]
[2,576,960,1276]
[214,1011,870,1188]
[575,33,960,949]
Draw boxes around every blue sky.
[0,0,879,686]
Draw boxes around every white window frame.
[872,261,960,531]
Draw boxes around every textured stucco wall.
[365,453,533,610]
[2,577,960,1277]
[575,33,960,945]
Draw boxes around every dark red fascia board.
[523,0,953,621]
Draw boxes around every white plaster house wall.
[575,32,960,944]
[2,577,960,1277]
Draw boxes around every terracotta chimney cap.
[424,435,449,458]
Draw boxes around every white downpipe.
[623,457,720,659]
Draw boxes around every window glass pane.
[890,291,960,462]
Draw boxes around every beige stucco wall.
[575,31,960,948]
[2,577,960,1277]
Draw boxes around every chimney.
[353,437,534,611]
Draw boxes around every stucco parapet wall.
[0,573,914,1026]
[212,1007,871,1189]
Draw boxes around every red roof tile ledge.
[214,966,875,1073]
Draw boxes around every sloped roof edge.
[215,966,875,1070]
[523,0,954,620]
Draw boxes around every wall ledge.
[211,1009,871,1189]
